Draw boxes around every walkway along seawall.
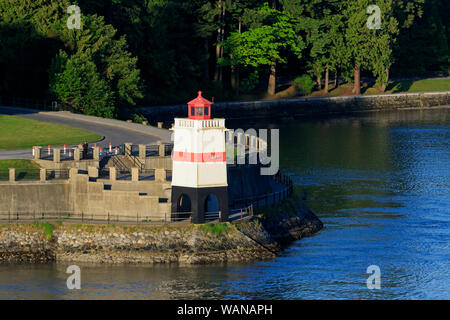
[142,91,450,121]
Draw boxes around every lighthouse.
[171,91,228,224]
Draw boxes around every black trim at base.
[171,186,229,224]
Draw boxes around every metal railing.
[166,170,173,182]
[164,144,173,156]
[146,145,159,157]
[0,211,192,225]
[60,149,75,161]
[15,169,41,181]
[46,169,70,180]
[139,169,155,181]
[229,205,254,222]
[116,170,132,181]
[39,147,53,160]
[98,169,110,179]
[111,156,130,174]
[204,211,220,222]
[230,171,294,210]
[0,170,9,181]
[125,144,144,171]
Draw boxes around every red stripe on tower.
[173,151,226,163]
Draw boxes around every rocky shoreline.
[0,199,322,265]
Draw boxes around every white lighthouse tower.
[171,91,228,223]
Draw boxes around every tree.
[49,51,114,117]
[221,3,304,95]
[327,13,351,89]
[0,0,69,98]
[393,0,448,75]
[342,0,398,94]
[51,14,143,116]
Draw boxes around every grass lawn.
[0,115,102,150]
[308,78,450,97]
[0,159,40,180]
[0,159,39,170]
[386,79,450,93]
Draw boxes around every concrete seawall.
[142,91,450,121]
[0,198,323,265]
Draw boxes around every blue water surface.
[0,108,449,299]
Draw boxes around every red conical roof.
[187,91,213,106]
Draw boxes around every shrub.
[199,222,230,236]
[132,113,147,123]
[240,70,259,93]
[32,222,55,238]
[293,75,315,95]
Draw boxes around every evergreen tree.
[341,0,398,94]
[49,51,114,117]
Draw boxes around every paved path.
[0,106,172,160]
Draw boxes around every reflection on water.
[0,108,449,299]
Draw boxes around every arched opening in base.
[204,194,220,221]
[175,193,192,221]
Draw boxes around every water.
[1,108,449,299]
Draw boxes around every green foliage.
[340,0,399,89]
[132,113,146,123]
[49,51,115,117]
[240,70,260,93]
[294,75,315,95]
[50,14,143,117]
[32,222,55,238]
[0,0,448,109]
[0,1,142,117]
[198,222,230,236]
[222,3,305,68]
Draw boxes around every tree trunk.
[204,38,210,81]
[272,0,277,9]
[268,63,276,96]
[353,64,361,95]
[316,74,321,90]
[231,62,237,91]
[214,0,223,82]
[235,20,241,95]
[219,4,226,82]
[334,70,338,88]
[381,67,389,92]
[324,65,329,94]
[236,66,240,95]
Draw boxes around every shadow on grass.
[386,80,414,93]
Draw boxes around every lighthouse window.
[191,106,195,116]
[204,107,209,116]
[196,107,204,116]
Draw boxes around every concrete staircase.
[104,155,134,173]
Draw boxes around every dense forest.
[0,0,449,118]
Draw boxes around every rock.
[0,199,322,265]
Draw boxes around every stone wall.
[0,197,323,264]
[0,170,171,222]
[69,173,171,221]
[142,91,450,120]
[0,181,71,216]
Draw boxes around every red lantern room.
[188,91,212,120]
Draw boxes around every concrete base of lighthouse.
[171,186,229,224]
